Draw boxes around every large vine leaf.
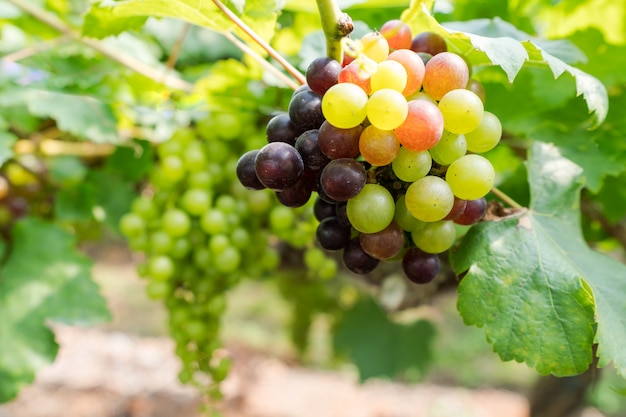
[401,0,608,128]
[83,0,280,44]
[451,142,626,377]
[333,297,436,382]
[0,218,111,403]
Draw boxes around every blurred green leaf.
[0,218,110,403]
[334,297,435,381]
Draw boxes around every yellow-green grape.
[405,176,454,222]
[446,154,495,200]
[438,89,484,134]
[391,146,432,182]
[370,60,408,93]
[411,220,456,253]
[322,83,369,129]
[347,183,395,234]
[359,31,390,63]
[429,130,467,166]
[367,89,408,130]
[464,111,502,153]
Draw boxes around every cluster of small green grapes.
[236,20,501,285]
[118,122,313,392]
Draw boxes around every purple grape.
[454,197,487,225]
[295,129,330,171]
[319,158,366,202]
[402,247,440,284]
[342,237,379,274]
[314,196,337,221]
[411,32,447,56]
[266,112,305,145]
[316,216,352,251]
[288,90,325,130]
[236,149,265,190]
[306,57,342,95]
[254,142,304,191]
[359,220,405,260]
[318,120,362,159]
[275,168,316,208]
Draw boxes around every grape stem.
[316,0,353,62]
[490,186,523,209]
[211,0,307,86]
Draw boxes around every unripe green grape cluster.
[236,21,502,285]
[119,115,329,394]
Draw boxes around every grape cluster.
[237,20,501,285]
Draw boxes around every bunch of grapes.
[236,20,502,285]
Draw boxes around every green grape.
[269,205,296,231]
[209,234,230,254]
[171,237,192,259]
[119,213,145,238]
[438,89,484,134]
[411,220,456,253]
[131,197,158,220]
[464,111,502,153]
[405,176,455,222]
[360,31,390,63]
[366,89,408,130]
[394,195,426,232]
[318,258,338,279]
[322,83,369,129]
[304,247,326,270]
[162,208,191,237]
[201,209,229,234]
[214,246,241,273]
[146,280,170,300]
[182,141,208,172]
[160,155,186,182]
[445,154,495,200]
[391,146,432,182]
[215,195,237,213]
[193,247,212,268]
[247,190,272,214]
[347,183,395,234]
[370,60,407,93]
[429,130,467,166]
[230,227,251,249]
[148,255,175,281]
[181,188,212,216]
[150,230,173,254]
[188,171,213,188]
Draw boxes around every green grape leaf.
[333,297,435,381]
[401,1,608,127]
[84,0,279,43]
[82,3,148,38]
[0,218,111,403]
[0,88,119,143]
[451,142,626,377]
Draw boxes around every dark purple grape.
[417,52,433,65]
[314,196,337,221]
[306,57,342,95]
[295,129,330,171]
[443,197,467,221]
[319,158,366,202]
[266,113,305,145]
[335,201,351,229]
[454,197,487,225]
[402,247,440,284]
[276,168,316,207]
[411,32,447,56]
[316,216,352,251]
[342,237,379,274]
[318,120,362,159]
[236,149,265,190]
[288,90,325,131]
[359,220,404,260]
[292,84,312,97]
[254,142,304,191]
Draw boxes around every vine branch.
[316,0,353,62]
[211,0,306,86]
[5,0,194,93]
[490,186,523,209]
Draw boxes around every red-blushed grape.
[394,99,444,151]
[411,220,456,253]
[455,197,488,225]
[367,89,409,130]
[438,89,484,134]
[338,60,372,94]
[360,32,390,63]
[370,60,408,93]
[322,83,369,129]
[346,183,395,234]
[446,154,495,200]
[411,32,448,56]
[422,52,470,101]
[359,220,405,260]
[405,175,455,222]
[443,196,468,221]
[387,49,425,97]
[358,125,400,166]
[380,19,412,50]
[467,78,486,104]
[465,111,502,153]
